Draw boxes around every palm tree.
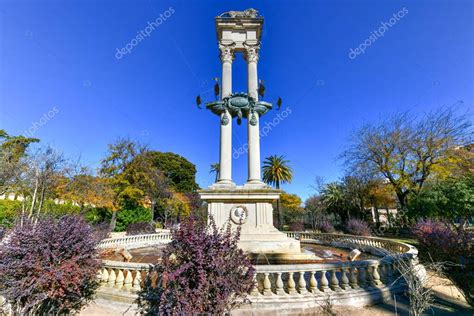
[209,163,220,183]
[321,182,350,224]
[262,155,293,228]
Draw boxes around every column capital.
[244,43,260,63]
[219,43,235,63]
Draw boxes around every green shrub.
[40,200,81,217]
[84,207,111,224]
[0,199,94,228]
[114,206,153,232]
[0,199,22,227]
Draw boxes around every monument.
[199,9,307,258]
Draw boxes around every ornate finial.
[244,44,260,63]
[219,43,235,63]
[250,111,257,126]
[221,112,230,125]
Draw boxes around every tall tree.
[305,195,325,229]
[59,170,115,212]
[144,151,199,192]
[408,175,473,227]
[0,130,39,195]
[124,153,172,220]
[100,138,146,230]
[262,155,293,227]
[279,192,304,226]
[342,108,471,211]
[19,146,66,221]
[320,182,352,224]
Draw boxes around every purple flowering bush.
[0,215,101,315]
[345,218,371,236]
[412,219,472,260]
[136,216,255,315]
[316,219,335,233]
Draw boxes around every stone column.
[245,44,263,185]
[217,44,234,185]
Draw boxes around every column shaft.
[247,58,262,183]
[218,58,233,184]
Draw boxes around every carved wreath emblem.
[230,205,248,224]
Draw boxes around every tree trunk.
[35,182,46,222]
[30,171,39,218]
[110,211,117,231]
[374,206,381,228]
[386,207,392,227]
[151,199,156,221]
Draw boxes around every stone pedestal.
[199,187,301,254]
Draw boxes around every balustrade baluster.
[288,272,297,294]
[101,268,109,283]
[366,265,374,287]
[107,269,116,287]
[250,274,260,296]
[133,270,142,291]
[340,268,350,290]
[349,267,358,289]
[263,273,272,296]
[275,272,285,295]
[372,263,382,286]
[124,269,133,290]
[309,271,318,293]
[298,271,307,294]
[329,269,340,291]
[319,270,329,292]
[115,269,125,289]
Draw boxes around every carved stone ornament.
[219,8,259,18]
[250,111,257,126]
[206,92,272,125]
[230,205,248,224]
[244,44,260,63]
[221,112,230,125]
[219,43,235,63]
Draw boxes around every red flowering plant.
[0,215,101,315]
[412,219,472,261]
[136,216,255,315]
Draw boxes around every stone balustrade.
[286,232,417,256]
[98,260,150,293]
[98,232,172,250]
[97,232,416,302]
[251,257,401,296]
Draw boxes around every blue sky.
[0,0,472,200]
